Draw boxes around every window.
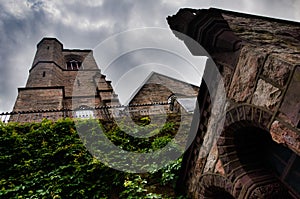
[74,105,94,119]
[267,143,300,197]
[66,60,82,70]
[168,94,176,111]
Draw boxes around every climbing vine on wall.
[0,118,186,198]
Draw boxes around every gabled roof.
[124,71,199,105]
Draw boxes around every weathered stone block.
[270,120,300,155]
[263,54,293,86]
[13,88,64,112]
[280,67,300,127]
[252,79,281,109]
[228,46,266,102]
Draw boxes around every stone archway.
[217,105,292,198]
[167,8,300,198]
[198,174,234,199]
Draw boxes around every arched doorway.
[198,174,234,199]
[201,186,235,199]
[218,121,297,198]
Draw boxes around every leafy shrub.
[0,119,185,198]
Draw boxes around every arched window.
[66,59,82,70]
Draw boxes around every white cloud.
[0,0,30,19]
[294,0,300,20]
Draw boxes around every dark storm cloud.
[0,0,135,112]
[0,0,299,112]
[47,0,135,48]
[0,0,205,112]
[0,2,48,112]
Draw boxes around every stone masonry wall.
[130,73,199,105]
[13,88,64,112]
[168,8,300,199]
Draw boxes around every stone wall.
[128,72,199,120]
[13,87,64,111]
[130,72,199,105]
[168,8,300,199]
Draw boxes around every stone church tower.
[10,38,119,122]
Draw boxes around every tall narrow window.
[42,71,46,77]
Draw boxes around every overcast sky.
[0,0,300,112]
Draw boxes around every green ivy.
[0,119,186,198]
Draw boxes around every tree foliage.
[0,118,186,198]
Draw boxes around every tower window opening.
[42,71,46,77]
[66,60,82,70]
